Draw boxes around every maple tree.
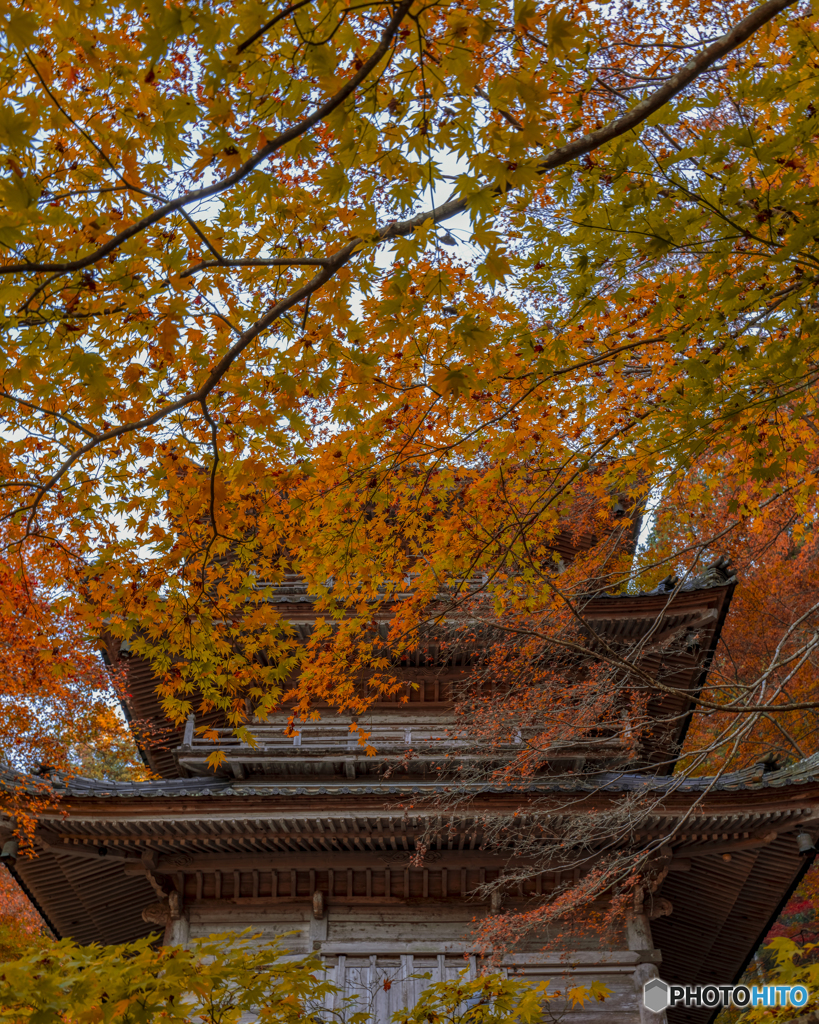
[0,930,606,1023]
[644,455,819,773]
[0,868,48,962]
[1,0,819,950]
[0,539,146,846]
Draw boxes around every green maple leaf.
[2,11,39,49]
[0,103,32,150]
[547,9,579,56]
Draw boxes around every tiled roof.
[601,555,737,599]
[255,558,737,605]
[8,748,818,801]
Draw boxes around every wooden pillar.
[163,911,190,948]
[309,895,328,948]
[627,913,667,1024]
[400,954,412,1008]
[333,956,347,1010]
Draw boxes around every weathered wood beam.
[122,849,526,875]
[315,943,661,963]
[181,895,490,908]
[667,858,691,871]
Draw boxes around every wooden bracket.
[673,829,778,859]
[312,890,325,919]
[647,897,673,920]
[141,891,182,926]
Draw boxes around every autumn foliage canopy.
[0,0,817,807]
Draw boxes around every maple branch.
[235,0,314,53]
[200,397,222,540]
[759,713,809,759]
[16,305,126,327]
[26,55,135,194]
[11,259,343,528]
[194,397,227,596]
[10,0,791,284]
[0,391,97,439]
[17,270,65,315]
[336,0,798,254]
[463,612,819,716]
[179,210,224,261]
[2,0,414,276]
[43,185,135,201]
[179,257,329,279]
[474,85,523,132]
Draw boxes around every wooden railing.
[180,715,469,752]
[173,713,632,780]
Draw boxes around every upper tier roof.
[108,560,736,779]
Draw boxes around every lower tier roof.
[3,751,817,1024]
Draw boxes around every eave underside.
[7,778,816,1001]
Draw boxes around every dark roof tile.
[4,747,819,802]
